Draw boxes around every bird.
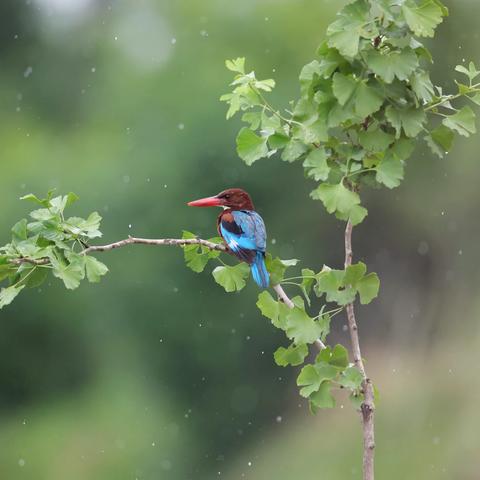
[187,188,270,288]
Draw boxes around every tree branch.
[344,220,375,480]
[8,237,227,266]
[9,236,326,351]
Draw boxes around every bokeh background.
[1,0,480,478]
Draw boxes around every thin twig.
[344,220,375,480]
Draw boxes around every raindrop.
[23,66,33,78]
[247,461,252,467]
[458,249,463,255]
[417,241,429,255]
[271,238,277,245]
[342,324,348,332]
[164,184,168,188]
[171,38,177,45]
[91,67,96,73]
[114,35,118,41]
[173,287,179,293]
[18,459,26,467]
[14,34,19,40]
[128,224,132,229]
[151,442,156,447]
[265,17,269,21]
[123,175,130,184]
[275,415,282,423]
[200,30,209,37]
[178,123,185,130]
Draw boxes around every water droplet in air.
[114,35,118,41]
[200,30,208,37]
[128,224,132,229]
[171,38,177,45]
[18,459,26,467]
[276,415,282,423]
[23,66,33,78]
[178,123,185,130]
[247,461,252,467]
[123,175,130,184]
[91,67,96,73]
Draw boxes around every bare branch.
[344,220,375,480]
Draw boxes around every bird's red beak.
[187,195,223,207]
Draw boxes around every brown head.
[187,188,255,211]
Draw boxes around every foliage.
[221,0,478,224]
[0,191,108,307]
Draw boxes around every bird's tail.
[251,252,270,289]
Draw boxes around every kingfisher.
[187,188,270,288]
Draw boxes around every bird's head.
[187,188,254,211]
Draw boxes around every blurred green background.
[1,0,480,478]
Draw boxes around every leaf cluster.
[0,192,108,308]
[222,0,479,224]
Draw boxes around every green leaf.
[285,304,323,345]
[85,256,109,283]
[386,105,426,138]
[455,62,480,82]
[265,255,299,285]
[327,0,370,58]
[442,106,476,137]
[297,362,338,398]
[344,262,367,286]
[339,366,364,390]
[311,182,360,215]
[242,111,262,130]
[431,124,455,151]
[20,193,52,208]
[236,127,269,165]
[355,81,384,118]
[0,284,25,309]
[274,343,309,367]
[366,48,418,83]
[22,266,48,288]
[300,268,316,297]
[212,263,250,292]
[411,71,435,102]
[303,149,330,181]
[358,126,395,152]
[12,219,28,242]
[376,154,404,188]
[402,0,445,38]
[256,291,290,330]
[281,139,308,162]
[225,57,245,74]
[182,231,221,273]
[310,381,336,409]
[332,73,357,106]
[357,272,380,304]
[345,205,369,227]
[49,252,85,290]
[318,344,350,368]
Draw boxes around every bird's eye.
[224,194,230,199]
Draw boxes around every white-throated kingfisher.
[187,188,270,288]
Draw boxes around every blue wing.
[219,210,267,262]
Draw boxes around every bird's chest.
[217,210,244,238]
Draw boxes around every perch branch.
[9,236,326,351]
[344,220,375,480]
